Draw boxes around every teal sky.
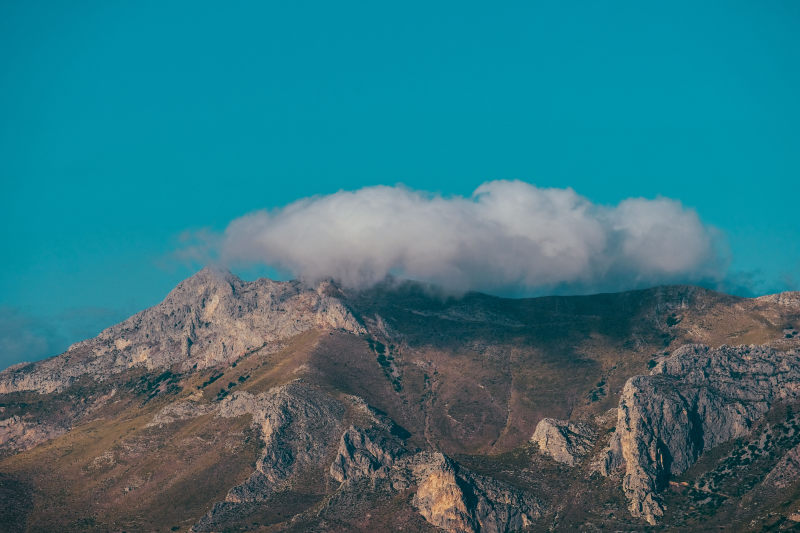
[1,1,799,368]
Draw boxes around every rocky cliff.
[597,344,800,524]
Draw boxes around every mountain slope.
[1,268,799,531]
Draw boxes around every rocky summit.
[1,268,800,532]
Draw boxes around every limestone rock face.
[192,381,346,531]
[329,422,541,533]
[411,453,539,533]
[531,418,595,466]
[330,425,408,488]
[0,268,365,394]
[216,382,345,501]
[599,344,800,524]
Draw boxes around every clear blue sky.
[1,1,798,367]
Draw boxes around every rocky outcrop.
[192,381,345,531]
[411,453,539,533]
[0,268,365,394]
[215,382,345,501]
[330,423,541,533]
[192,383,541,533]
[330,424,408,488]
[531,418,595,466]
[0,416,67,454]
[598,344,800,524]
[145,398,213,428]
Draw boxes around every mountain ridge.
[7,266,798,377]
[1,268,799,531]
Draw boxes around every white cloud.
[214,180,725,294]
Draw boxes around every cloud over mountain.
[209,181,725,294]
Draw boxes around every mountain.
[1,267,799,532]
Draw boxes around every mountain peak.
[180,266,241,288]
[162,267,245,304]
